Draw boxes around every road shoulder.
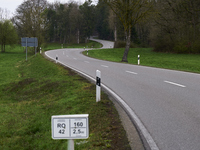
[107,93,145,150]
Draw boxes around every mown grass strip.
[83,48,200,73]
[42,41,102,51]
[0,46,130,150]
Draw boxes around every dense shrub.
[191,40,200,53]
[173,40,189,53]
[153,34,200,54]
[173,39,200,54]
[153,35,174,53]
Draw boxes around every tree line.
[0,8,18,52]
[0,0,200,57]
[151,0,200,54]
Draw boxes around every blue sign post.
[21,37,38,61]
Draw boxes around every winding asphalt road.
[45,38,200,150]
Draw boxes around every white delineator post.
[96,70,101,102]
[138,55,140,65]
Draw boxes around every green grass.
[83,48,200,73]
[42,41,102,51]
[0,46,130,150]
[0,46,27,85]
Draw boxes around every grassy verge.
[0,47,130,149]
[42,41,102,51]
[83,48,200,73]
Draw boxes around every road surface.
[45,39,200,150]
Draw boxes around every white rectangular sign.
[51,114,89,139]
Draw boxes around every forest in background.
[0,0,200,54]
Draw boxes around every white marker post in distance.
[96,70,101,102]
[138,55,140,65]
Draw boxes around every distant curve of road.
[45,38,200,150]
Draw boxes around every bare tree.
[151,0,200,53]
[0,8,10,21]
[14,0,48,50]
[108,9,118,42]
[69,3,83,44]
[104,0,154,62]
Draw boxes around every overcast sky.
[0,0,88,18]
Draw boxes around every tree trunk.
[63,35,66,44]
[3,44,5,52]
[122,28,131,62]
[77,29,80,44]
[114,24,117,42]
[1,44,3,52]
[1,44,5,52]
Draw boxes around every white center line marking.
[164,81,186,88]
[66,55,69,57]
[84,61,89,63]
[101,65,109,68]
[73,58,77,60]
[126,71,138,75]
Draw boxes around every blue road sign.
[21,37,38,47]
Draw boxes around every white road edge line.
[45,51,159,150]
[101,65,109,68]
[73,58,77,60]
[126,70,138,75]
[164,80,186,88]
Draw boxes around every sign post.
[96,70,101,102]
[51,114,89,150]
[26,38,27,61]
[68,139,74,150]
[21,37,38,61]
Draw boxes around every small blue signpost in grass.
[21,37,38,61]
